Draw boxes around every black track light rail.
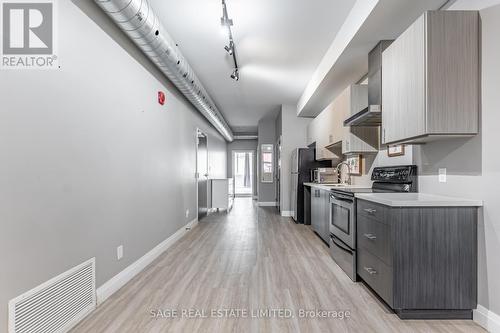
[221,0,239,80]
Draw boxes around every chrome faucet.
[336,161,352,185]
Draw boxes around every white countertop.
[355,193,483,207]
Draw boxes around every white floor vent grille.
[9,258,96,333]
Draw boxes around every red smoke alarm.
[158,91,166,105]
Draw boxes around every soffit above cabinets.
[296,0,449,118]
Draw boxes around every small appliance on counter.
[329,165,417,281]
[311,168,339,184]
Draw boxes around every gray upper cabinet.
[307,101,341,161]
[339,85,380,155]
[382,11,479,145]
[307,84,380,159]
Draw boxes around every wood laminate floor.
[72,198,485,333]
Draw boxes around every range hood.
[344,40,393,127]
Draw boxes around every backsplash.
[350,146,414,186]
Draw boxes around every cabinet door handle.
[363,233,377,240]
[363,208,377,214]
[364,267,377,275]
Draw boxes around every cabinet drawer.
[357,200,388,223]
[357,215,391,264]
[358,249,393,307]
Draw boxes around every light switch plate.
[438,168,447,183]
[185,209,189,218]
[117,245,123,260]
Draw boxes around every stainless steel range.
[329,165,417,281]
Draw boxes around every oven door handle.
[330,235,352,254]
[330,195,354,204]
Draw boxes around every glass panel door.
[233,151,253,196]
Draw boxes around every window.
[261,144,273,183]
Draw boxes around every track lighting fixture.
[230,69,239,81]
[221,0,239,81]
[224,43,234,56]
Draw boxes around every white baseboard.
[96,218,198,305]
[281,211,293,217]
[474,305,500,333]
[258,202,277,207]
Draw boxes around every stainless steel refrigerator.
[290,147,331,223]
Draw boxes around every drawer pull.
[363,233,377,240]
[363,208,377,214]
[364,267,377,275]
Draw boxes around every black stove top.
[331,165,418,196]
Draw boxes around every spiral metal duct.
[95,0,234,141]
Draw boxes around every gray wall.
[279,105,311,213]
[227,140,258,197]
[412,4,500,316]
[0,1,226,332]
[257,112,278,203]
[275,109,282,141]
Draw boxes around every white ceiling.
[149,0,355,133]
[449,0,500,9]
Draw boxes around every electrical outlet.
[185,209,189,218]
[438,168,447,183]
[117,245,123,260]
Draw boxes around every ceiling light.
[230,69,239,81]
[221,0,239,82]
[224,44,233,56]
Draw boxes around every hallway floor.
[72,198,484,333]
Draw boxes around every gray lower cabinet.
[357,199,477,319]
[311,188,330,244]
[320,190,330,243]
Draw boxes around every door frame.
[232,149,254,197]
[196,128,208,220]
[276,135,282,212]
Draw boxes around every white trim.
[96,218,198,304]
[474,305,500,333]
[195,128,208,222]
[258,202,277,207]
[281,211,293,217]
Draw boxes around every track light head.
[230,69,239,81]
[220,17,233,27]
[224,45,234,56]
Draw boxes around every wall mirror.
[260,144,274,183]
